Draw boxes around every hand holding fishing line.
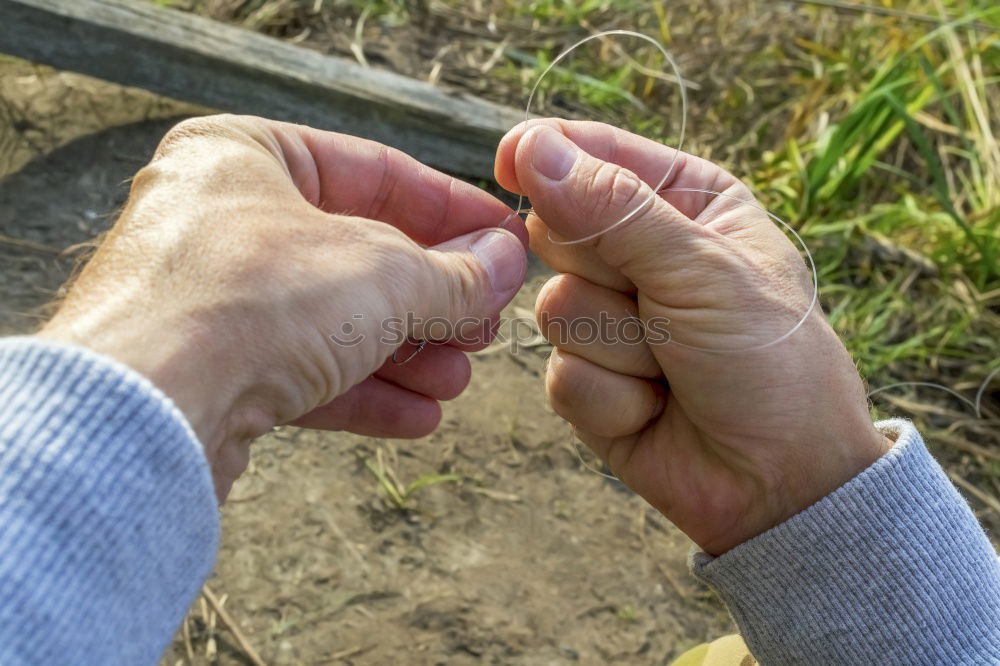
[497,32,890,553]
[497,119,890,554]
[515,30,818,353]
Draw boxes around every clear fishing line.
[868,364,1000,419]
[655,188,819,354]
[516,30,688,244]
[516,30,819,354]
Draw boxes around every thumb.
[513,125,714,292]
[409,228,527,344]
[513,126,814,350]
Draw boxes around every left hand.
[39,115,528,499]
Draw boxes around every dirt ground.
[0,62,733,665]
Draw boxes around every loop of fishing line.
[516,30,819,354]
[868,365,1000,419]
[655,188,819,354]
[516,30,687,246]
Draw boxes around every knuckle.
[534,274,567,318]
[153,114,249,161]
[155,116,221,157]
[367,143,399,221]
[544,354,575,419]
[545,349,586,414]
[443,252,487,318]
[127,161,164,198]
[354,223,410,270]
[720,178,753,203]
[580,161,645,221]
[535,274,576,342]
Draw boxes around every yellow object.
[671,635,756,666]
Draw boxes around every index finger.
[495,118,742,222]
[268,119,528,247]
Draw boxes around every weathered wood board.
[0,0,526,178]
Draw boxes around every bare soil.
[0,63,731,665]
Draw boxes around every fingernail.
[470,230,526,293]
[531,128,578,181]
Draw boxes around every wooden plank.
[0,0,526,178]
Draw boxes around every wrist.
[709,420,892,555]
[734,345,895,553]
[37,307,251,462]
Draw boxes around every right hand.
[496,120,889,555]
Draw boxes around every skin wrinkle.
[631,251,735,316]
[528,217,635,293]
[287,320,339,415]
[367,143,398,224]
[592,167,656,256]
[363,145,465,244]
[689,167,742,221]
[430,175,458,247]
[443,252,489,327]
[596,202,713,280]
[253,122,299,190]
[282,130,323,208]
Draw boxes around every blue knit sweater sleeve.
[0,338,219,664]
[1,338,998,664]
[691,419,1000,664]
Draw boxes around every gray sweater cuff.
[691,419,1000,665]
[0,337,219,664]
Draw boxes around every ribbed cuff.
[691,419,1000,665]
[0,337,219,664]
